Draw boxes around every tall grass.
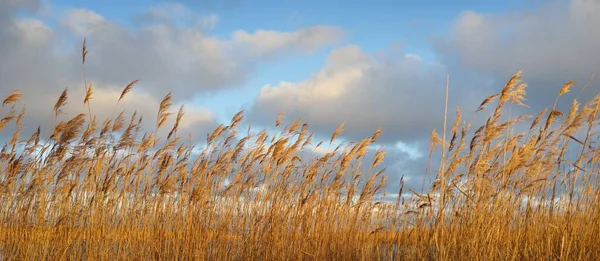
[0,43,599,260]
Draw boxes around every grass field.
[0,44,599,260]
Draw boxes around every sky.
[1,0,600,193]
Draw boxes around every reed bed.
[0,42,599,260]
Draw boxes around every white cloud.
[250,45,482,144]
[14,18,52,43]
[0,1,344,142]
[231,26,344,59]
[394,141,422,161]
[142,3,219,31]
[49,7,344,101]
[60,8,107,35]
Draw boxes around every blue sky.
[1,0,598,192]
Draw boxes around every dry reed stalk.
[0,42,599,260]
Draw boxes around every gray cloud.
[7,0,598,196]
[0,1,65,95]
[247,0,600,194]
[0,0,40,13]
[246,44,485,195]
[0,1,343,143]
[248,0,600,148]
[58,7,342,101]
[297,139,429,194]
[436,0,600,110]
[59,7,246,99]
[249,45,486,145]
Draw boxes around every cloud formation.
[250,0,600,148]
[231,26,344,59]
[0,0,343,142]
[250,45,484,145]
[247,0,600,192]
[5,0,600,194]
[436,0,600,108]
[59,6,343,100]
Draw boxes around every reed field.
[0,42,599,260]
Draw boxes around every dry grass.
[0,43,599,260]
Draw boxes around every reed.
[0,42,598,260]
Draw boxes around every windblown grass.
[0,42,599,260]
